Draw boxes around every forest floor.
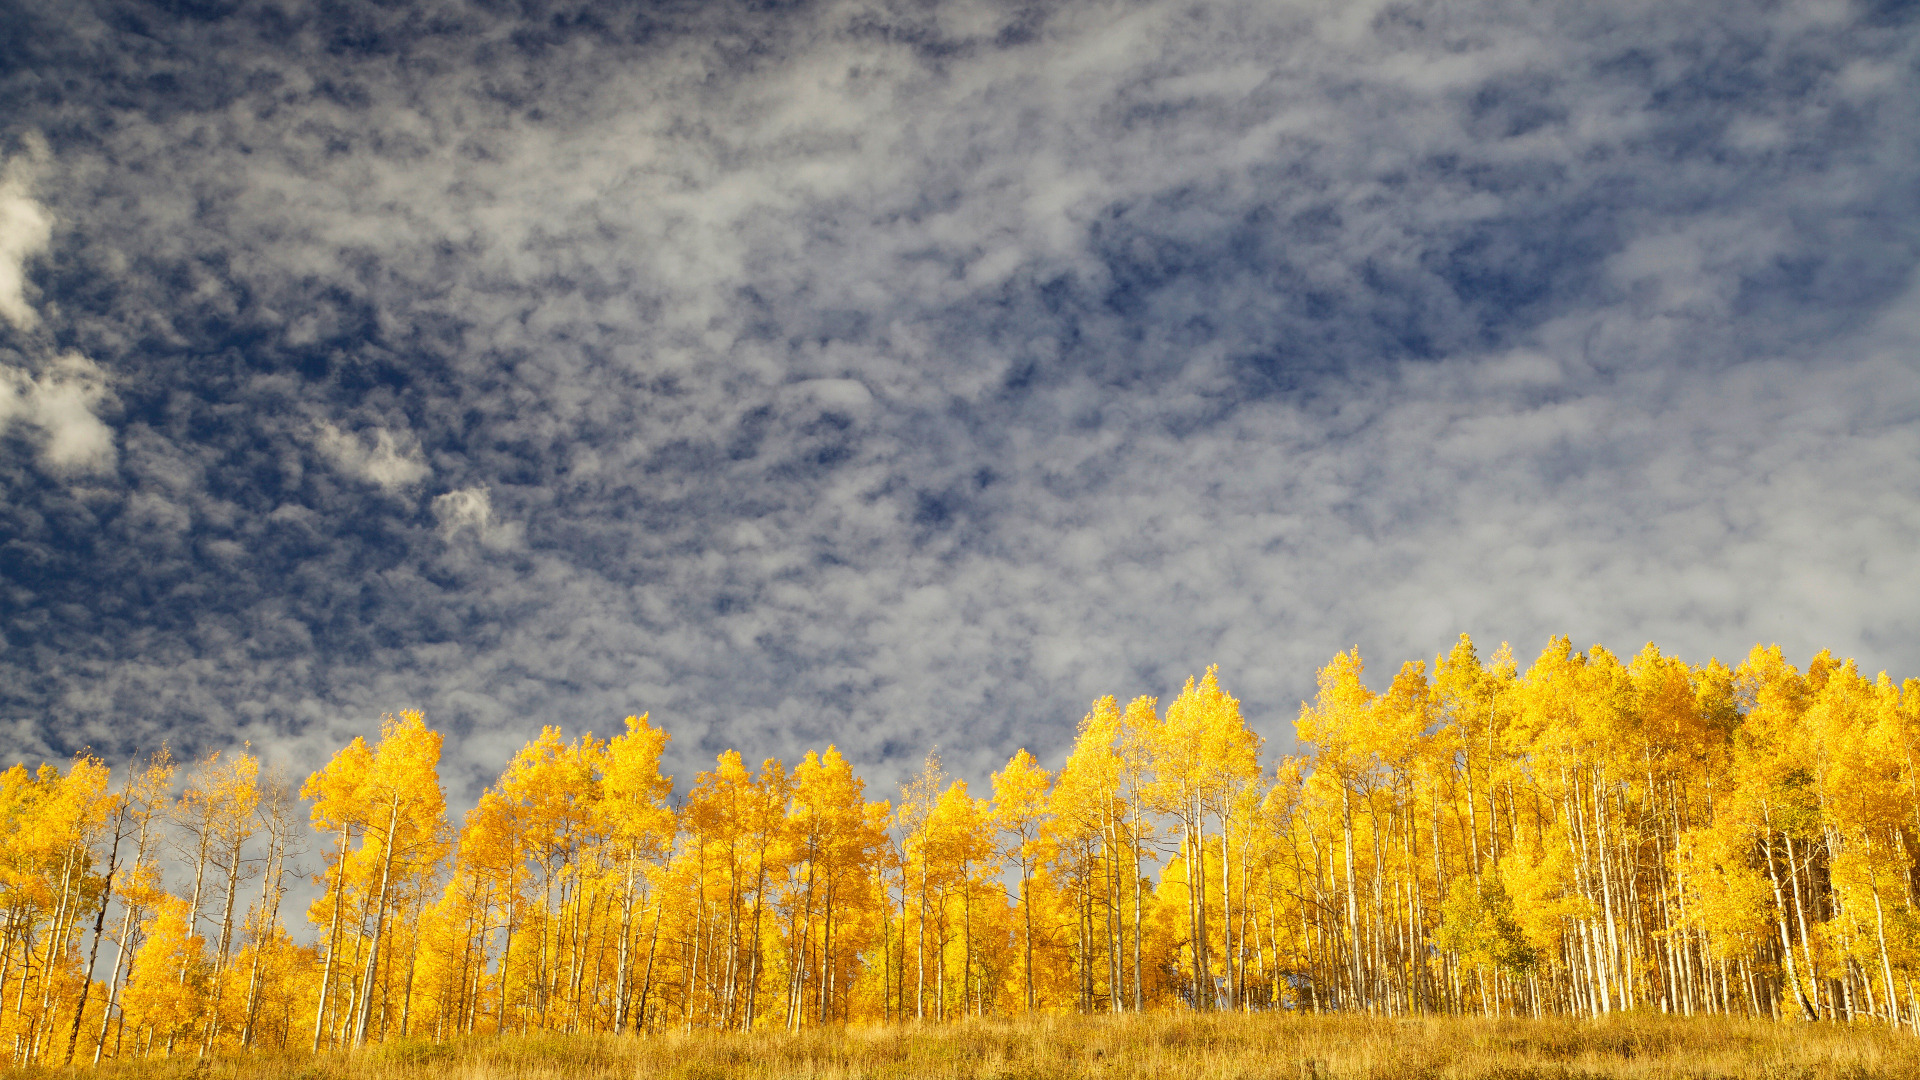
[18,1012,1920,1080]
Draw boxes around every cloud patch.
[314,422,430,492]
[0,137,50,332]
[0,139,114,476]
[0,352,115,474]
[434,485,521,550]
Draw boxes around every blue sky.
[2,0,1918,803]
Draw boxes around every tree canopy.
[8,636,1920,1064]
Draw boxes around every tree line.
[5,635,1920,1063]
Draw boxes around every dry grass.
[18,1013,1920,1080]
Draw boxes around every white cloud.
[0,139,116,476]
[433,484,522,550]
[313,422,430,491]
[0,352,116,474]
[0,136,50,332]
[777,378,875,418]
[432,484,491,535]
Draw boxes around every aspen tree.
[991,749,1049,1012]
[300,736,371,1050]
[157,752,242,1056]
[64,763,131,1064]
[1297,650,1376,1011]
[921,781,992,1020]
[1809,659,1909,1025]
[461,788,529,1034]
[1199,681,1261,1013]
[740,760,791,1030]
[687,752,757,1030]
[0,763,52,1058]
[897,752,943,1020]
[193,749,260,1055]
[1049,699,1123,1012]
[782,747,884,1027]
[93,748,174,1065]
[1154,669,1247,1008]
[1730,645,1823,1019]
[1435,636,1505,880]
[5,756,113,1065]
[347,713,448,1045]
[119,898,204,1055]
[598,715,675,1033]
[1251,759,1306,1008]
[492,726,596,1034]
[1114,697,1165,1012]
[238,767,302,1049]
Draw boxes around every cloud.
[313,422,430,492]
[0,135,50,332]
[0,138,117,476]
[433,485,491,536]
[0,0,1914,819]
[0,352,116,473]
[433,484,521,550]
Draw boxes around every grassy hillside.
[18,1013,1920,1080]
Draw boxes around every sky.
[1,0,1918,809]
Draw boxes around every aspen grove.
[10,635,1920,1063]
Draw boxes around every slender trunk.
[498,891,517,1034]
[743,841,766,1030]
[94,892,139,1066]
[34,847,80,1064]
[1760,811,1818,1021]
[610,848,636,1031]
[916,827,929,1020]
[1783,831,1822,1018]
[311,823,352,1052]
[637,892,661,1032]
[399,867,428,1037]
[353,800,403,1045]
[1340,784,1362,1012]
[1221,813,1234,1010]
[1021,855,1034,1012]
[1131,802,1145,1013]
[241,830,285,1048]
[201,834,247,1057]
[1869,857,1901,1027]
[66,782,128,1065]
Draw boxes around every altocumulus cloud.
[0,138,115,476]
[313,421,430,493]
[0,0,1916,803]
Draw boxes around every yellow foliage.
[25,635,1920,1063]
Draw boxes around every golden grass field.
[19,1013,1920,1080]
